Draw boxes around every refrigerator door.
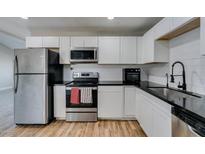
[14,74,48,124]
[14,48,48,74]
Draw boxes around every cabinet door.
[152,106,171,137]
[54,85,66,119]
[59,37,70,64]
[136,37,143,64]
[84,37,98,47]
[120,37,137,64]
[42,37,59,48]
[98,37,120,64]
[70,37,84,47]
[142,30,154,63]
[98,86,123,118]
[154,18,171,39]
[140,95,153,137]
[135,88,144,121]
[26,37,43,48]
[171,17,193,31]
[200,17,205,56]
[124,86,136,117]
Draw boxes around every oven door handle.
[66,87,98,90]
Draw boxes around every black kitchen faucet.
[170,61,187,91]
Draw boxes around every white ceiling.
[0,17,162,37]
[28,17,163,36]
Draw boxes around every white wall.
[147,28,205,94]
[63,64,147,81]
[0,44,14,91]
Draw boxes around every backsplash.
[146,28,205,94]
[63,64,148,81]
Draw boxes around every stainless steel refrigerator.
[14,48,63,124]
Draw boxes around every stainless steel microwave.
[70,47,98,63]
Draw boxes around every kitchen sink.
[147,87,201,99]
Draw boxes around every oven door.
[125,72,140,84]
[66,87,97,108]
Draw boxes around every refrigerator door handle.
[15,56,19,93]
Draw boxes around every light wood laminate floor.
[0,120,146,137]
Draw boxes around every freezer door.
[14,74,48,124]
[14,48,48,74]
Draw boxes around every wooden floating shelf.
[158,17,200,40]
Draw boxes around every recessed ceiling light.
[21,17,29,19]
[107,17,114,20]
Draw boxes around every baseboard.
[55,117,66,120]
[98,117,137,120]
[0,86,13,92]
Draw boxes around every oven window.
[71,50,95,60]
[126,73,140,82]
[66,89,97,108]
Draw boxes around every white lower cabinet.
[54,85,66,119]
[139,94,153,136]
[124,86,136,117]
[135,88,171,137]
[152,106,171,137]
[98,86,123,118]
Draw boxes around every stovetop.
[66,81,98,87]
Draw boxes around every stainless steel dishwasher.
[172,107,204,137]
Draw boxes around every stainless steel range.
[65,72,98,121]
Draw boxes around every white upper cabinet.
[136,37,144,64]
[26,36,59,48]
[98,37,120,64]
[142,27,169,64]
[143,28,154,63]
[120,37,137,64]
[171,17,193,31]
[99,36,138,64]
[26,37,43,48]
[42,37,59,48]
[70,36,98,47]
[59,37,71,64]
[154,18,171,39]
[70,37,84,47]
[200,17,205,56]
[84,37,98,47]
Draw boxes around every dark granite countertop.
[54,80,205,135]
[98,81,125,86]
[138,81,205,122]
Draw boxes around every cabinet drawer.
[98,86,123,92]
[66,113,97,122]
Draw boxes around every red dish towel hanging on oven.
[70,87,80,104]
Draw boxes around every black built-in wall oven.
[123,68,141,84]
